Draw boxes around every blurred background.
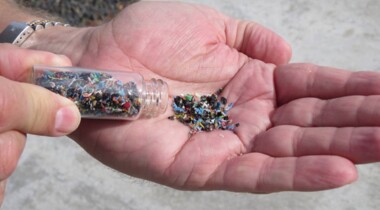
[15,0,137,26]
[3,0,380,209]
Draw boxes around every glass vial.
[32,65,169,120]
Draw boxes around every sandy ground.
[2,0,380,210]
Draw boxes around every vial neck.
[142,79,169,118]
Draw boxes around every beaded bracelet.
[0,20,70,47]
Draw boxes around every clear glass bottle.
[32,65,169,120]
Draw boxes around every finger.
[253,126,380,164]
[0,180,5,207]
[273,95,380,127]
[0,131,25,181]
[206,153,357,192]
[275,63,380,104]
[0,77,81,136]
[225,19,292,65]
[0,43,71,82]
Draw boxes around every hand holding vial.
[0,44,81,205]
[1,1,380,200]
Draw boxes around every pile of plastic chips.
[168,91,239,135]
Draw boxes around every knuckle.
[0,78,15,131]
[25,89,53,133]
[28,86,60,134]
[0,46,31,81]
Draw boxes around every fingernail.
[52,54,71,66]
[55,105,80,135]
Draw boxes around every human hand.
[0,44,81,205]
[25,1,379,193]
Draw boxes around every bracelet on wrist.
[0,20,70,47]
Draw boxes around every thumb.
[0,76,81,136]
[0,43,79,135]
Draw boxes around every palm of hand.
[71,2,361,192]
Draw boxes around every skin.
[0,44,81,206]
[2,1,380,202]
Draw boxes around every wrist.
[0,1,40,31]
[0,1,94,65]
[21,26,96,66]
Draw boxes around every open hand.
[27,1,380,193]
